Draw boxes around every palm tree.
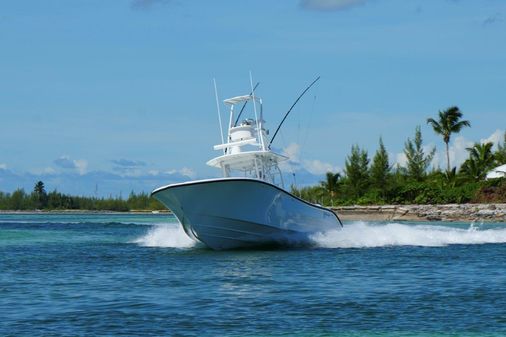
[427,106,471,172]
[33,180,47,209]
[460,142,496,180]
[34,181,45,195]
[320,172,340,206]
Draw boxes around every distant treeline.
[0,182,165,211]
[293,107,506,206]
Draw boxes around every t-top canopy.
[223,95,260,105]
[206,150,288,171]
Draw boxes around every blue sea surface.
[1,213,506,336]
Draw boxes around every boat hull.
[151,178,341,250]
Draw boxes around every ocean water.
[1,213,506,337]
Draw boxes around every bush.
[473,178,506,203]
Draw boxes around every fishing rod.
[234,82,260,127]
[268,76,320,149]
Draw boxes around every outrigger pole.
[268,76,320,149]
[234,82,260,127]
[213,78,225,154]
[249,72,264,150]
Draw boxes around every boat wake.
[134,221,506,249]
[310,221,506,248]
[133,223,196,248]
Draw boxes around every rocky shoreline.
[331,204,506,222]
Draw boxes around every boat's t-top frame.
[206,94,288,187]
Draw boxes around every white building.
[486,164,506,179]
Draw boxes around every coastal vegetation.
[293,109,506,206]
[0,182,165,211]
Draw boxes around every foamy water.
[133,223,196,248]
[310,221,506,248]
[134,221,506,249]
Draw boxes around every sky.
[0,0,505,196]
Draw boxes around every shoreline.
[331,204,506,222]
[0,209,172,215]
[1,204,506,222]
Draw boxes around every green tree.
[427,106,471,172]
[0,186,165,211]
[370,137,391,197]
[442,167,458,188]
[10,189,28,210]
[404,126,436,181]
[344,144,369,198]
[0,191,7,210]
[320,171,340,206]
[33,180,48,209]
[460,142,496,181]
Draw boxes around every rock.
[476,209,496,216]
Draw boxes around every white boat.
[152,83,342,250]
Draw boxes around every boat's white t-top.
[206,94,288,187]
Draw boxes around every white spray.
[310,221,506,248]
[134,223,196,248]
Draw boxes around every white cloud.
[0,163,7,170]
[395,152,407,167]
[53,156,88,175]
[282,143,301,163]
[115,166,192,179]
[300,0,369,11]
[43,167,57,175]
[112,159,146,167]
[448,136,474,168]
[28,167,59,175]
[163,167,196,179]
[281,142,339,175]
[116,168,144,177]
[303,159,340,175]
[148,169,191,177]
[54,156,76,169]
[0,168,198,197]
[73,159,88,175]
[148,170,160,176]
[481,129,504,149]
[430,130,504,170]
[179,167,196,179]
